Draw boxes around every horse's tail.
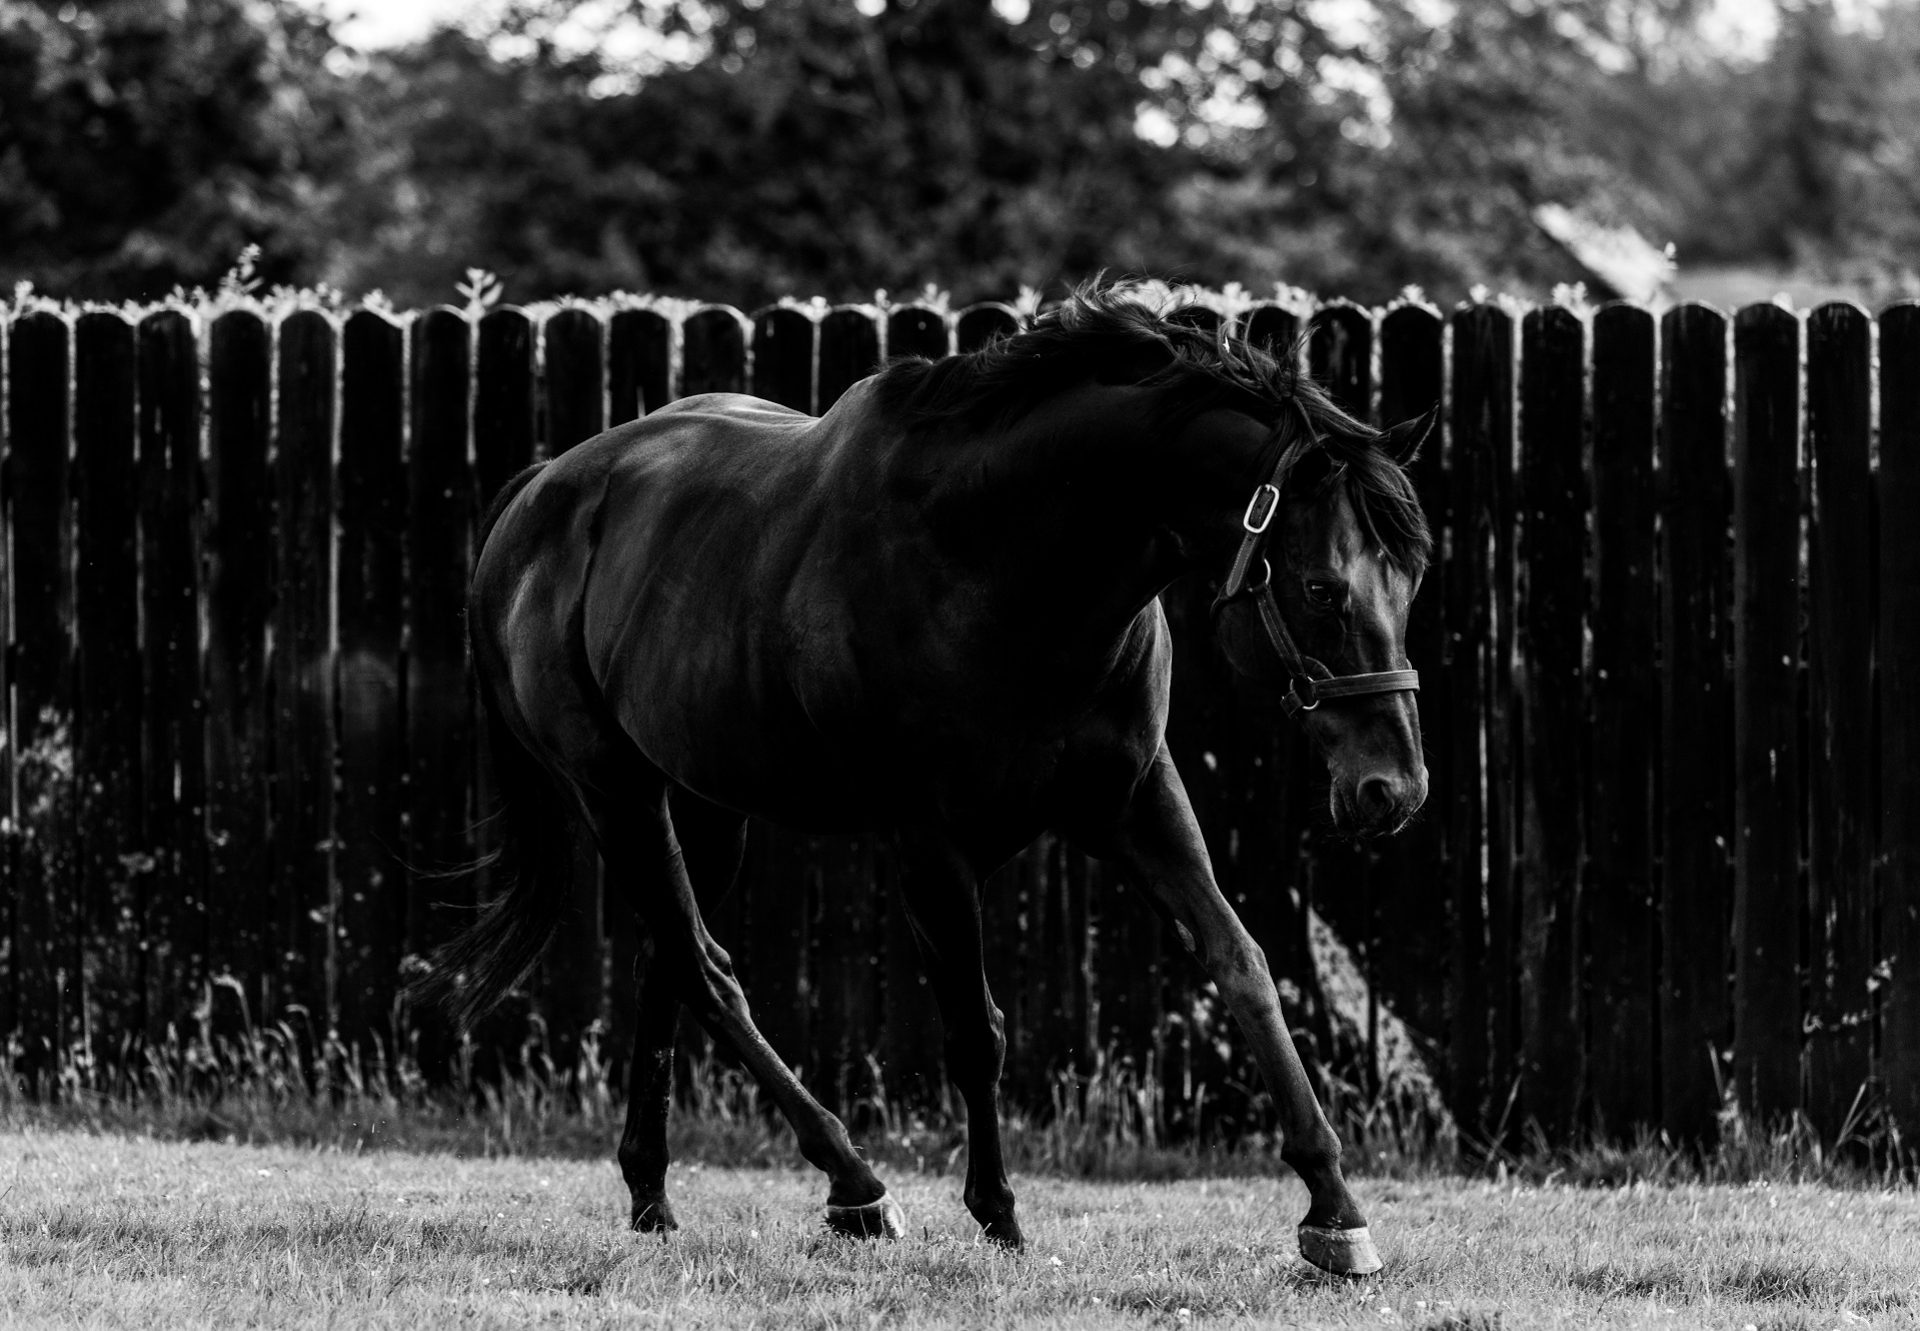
[409,462,574,1032]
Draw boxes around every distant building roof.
[1532,203,1673,304]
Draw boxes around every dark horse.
[417,285,1432,1276]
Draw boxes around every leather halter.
[1209,416,1421,719]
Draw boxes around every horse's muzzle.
[1335,766,1428,839]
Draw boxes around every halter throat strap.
[1209,415,1420,719]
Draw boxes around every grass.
[8,975,1912,1192]
[3,987,1916,1326]
[3,1127,1916,1329]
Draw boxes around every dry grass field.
[3,1125,1915,1330]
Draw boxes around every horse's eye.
[1305,579,1340,608]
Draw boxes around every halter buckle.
[1242,484,1279,535]
[1287,675,1321,712]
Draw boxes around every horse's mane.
[873,281,1432,576]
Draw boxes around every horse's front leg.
[1082,743,1380,1276]
[897,833,1022,1246]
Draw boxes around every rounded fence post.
[1730,302,1803,1124]
[1586,303,1659,1134]
[1658,303,1734,1145]
[1804,302,1875,1139]
[337,310,408,1049]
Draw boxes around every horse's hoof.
[981,1215,1024,1248]
[1298,1223,1381,1276]
[631,1197,679,1233]
[824,1193,907,1239]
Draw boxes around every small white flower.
[1177,1309,1191,1323]
[1050,1256,1063,1267]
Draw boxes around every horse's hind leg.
[622,947,681,1232]
[896,833,1021,1246]
[596,779,904,1238]
[619,793,746,1233]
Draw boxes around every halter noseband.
[1208,414,1421,719]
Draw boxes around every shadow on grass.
[1570,1259,1907,1313]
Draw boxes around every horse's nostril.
[1356,776,1396,823]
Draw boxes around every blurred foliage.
[3,0,1917,306]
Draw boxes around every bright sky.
[305,0,1798,53]
[305,0,477,48]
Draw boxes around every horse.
[415,283,1432,1277]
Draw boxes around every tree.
[0,0,352,299]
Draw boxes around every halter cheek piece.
[1208,420,1421,720]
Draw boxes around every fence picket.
[610,308,672,421]
[1447,303,1517,1134]
[1659,303,1734,1142]
[1308,303,1372,417]
[1371,303,1450,1061]
[751,306,817,413]
[1804,303,1875,1136]
[406,310,477,1068]
[476,308,537,497]
[887,305,951,362]
[956,303,1020,352]
[1515,306,1586,1138]
[0,316,8,1047]
[1730,303,1803,1120]
[1586,304,1659,1131]
[545,309,606,452]
[6,311,74,1069]
[819,307,881,411]
[205,311,276,1012]
[335,311,408,1043]
[273,311,337,1029]
[138,310,206,1038]
[1241,304,1301,360]
[1879,302,1920,1134]
[73,312,143,1042]
[540,307,610,1062]
[682,307,749,398]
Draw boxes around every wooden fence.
[2,294,1916,1147]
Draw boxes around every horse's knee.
[676,945,752,1031]
[701,936,736,978]
[944,1004,1007,1089]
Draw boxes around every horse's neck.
[918,391,1270,640]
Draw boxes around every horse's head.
[1214,405,1434,839]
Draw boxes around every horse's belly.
[615,682,890,832]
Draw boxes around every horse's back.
[470,381,1172,837]
[472,391,869,807]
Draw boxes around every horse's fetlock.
[963,1179,1016,1221]
[1281,1130,1344,1181]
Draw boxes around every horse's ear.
[1382,404,1438,466]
